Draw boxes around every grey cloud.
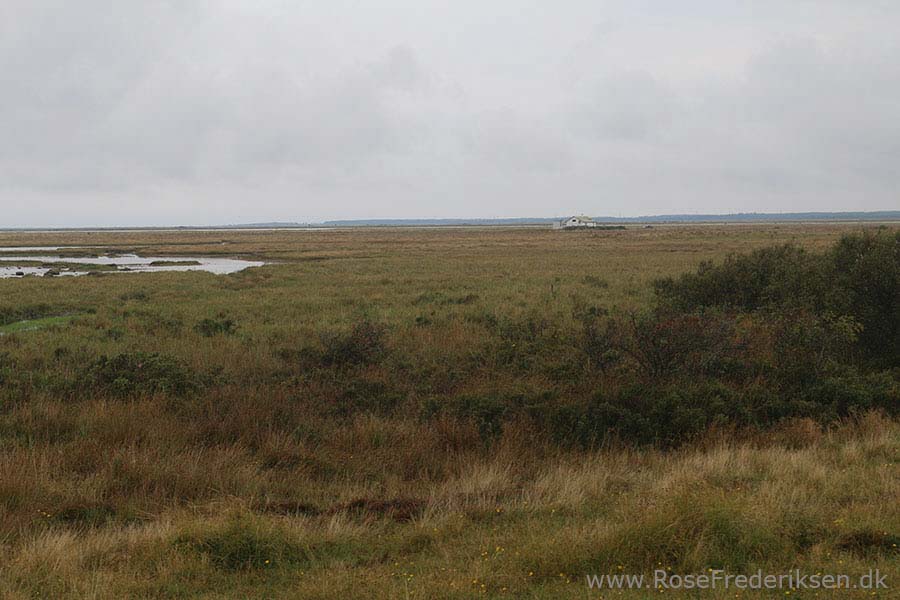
[462,108,572,174]
[1,1,899,225]
[573,71,678,141]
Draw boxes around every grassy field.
[0,224,897,598]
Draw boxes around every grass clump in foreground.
[0,224,896,598]
[175,513,313,571]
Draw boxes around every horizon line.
[2,210,900,231]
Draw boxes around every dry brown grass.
[0,412,894,598]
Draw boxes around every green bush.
[823,231,900,365]
[86,352,199,397]
[801,371,899,417]
[654,244,822,312]
[576,382,741,447]
[529,371,900,449]
[769,311,861,385]
[653,231,900,367]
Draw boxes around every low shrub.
[823,231,900,365]
[535,382,742,448]
[86,352,199,397]
[800,372,899,417]
[334,378,405,416]
[609,310,742,379]
[653,244,822,312]
[654,231,900,367]
[572,304,619,370]
[424,390,559,440]
[319,320,388,366]
[769,311,861,385]
[422,394,509,439]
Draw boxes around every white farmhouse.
[553,215,598,229]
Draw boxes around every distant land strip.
[2,211,899,231]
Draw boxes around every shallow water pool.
[0,248,264,278]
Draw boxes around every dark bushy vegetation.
[652,244,821,312]
[824,231,900,364]
[423,232,899,447]
[655,229,900,367]
[86,352,199,397]
[318,319,388,366]
[591,231,899,444]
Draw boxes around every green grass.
[0,314,77,334]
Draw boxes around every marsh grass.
[0,224,896,598]
[0,411,895,598]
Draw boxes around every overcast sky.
[1,1,898,226]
